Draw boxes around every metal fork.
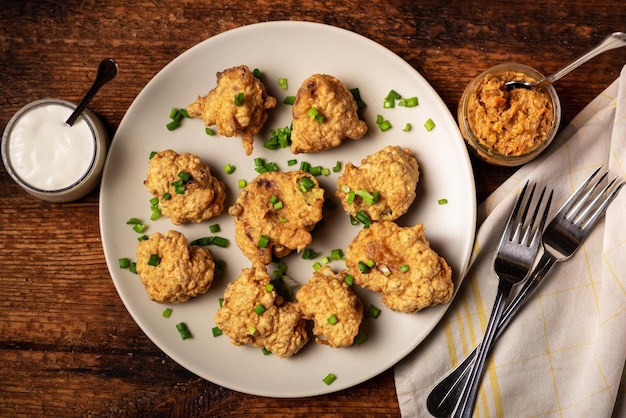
[448,182,552,418]
[427,167,625,417]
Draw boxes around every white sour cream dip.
[6,102,96,191]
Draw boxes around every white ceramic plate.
[100,21,476,397]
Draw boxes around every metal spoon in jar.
[505,32,626,91]
[65,58,118,126]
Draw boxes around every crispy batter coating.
[336,145,419,222]
[228,171,324,265]
[214,265,308,358]
[290,74,367,153]
[187,65,277,155]
[136,230,215,303]
[144,150,226,225]
[296,266,363,348]
[345,221,453,313]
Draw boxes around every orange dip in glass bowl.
[458,63,561,166]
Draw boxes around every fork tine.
[521,186,547,246]
[516,184,537,244]
[558,166,603,219]
[503,181,530,242]
[578,179,625,230]
[530,188,553,248]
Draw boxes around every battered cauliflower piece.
[144,150,226,225]
[214,265,308,358]
[136,230,215,303]
[228,171,324,265]
[296,266,363,348]
[345,221,453,313]
[187,65,277,155]
[290,74,368,153]
[336,145,419,222]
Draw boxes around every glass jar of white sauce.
[2,98,108,202]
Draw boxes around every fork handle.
[426,253,558,417]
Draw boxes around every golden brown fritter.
[228,171,324,265]
[187,65,277,155]
[214,265,308,358]
[144,150,226,225]
[345,221,453,314]
[336,145,419,222]
[290,74,367,153]
[296,266,363,348]
[136,230,215,303]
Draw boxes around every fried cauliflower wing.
[296,266,363,348]
[136,230,215,303]
[144,150,226,225]
[336,145,419,222]
[228,171,324,265]
[214,265,308,358]
[187,65,277,155]
[345,221,453,313]
[290,74,367,153]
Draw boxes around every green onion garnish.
[261,347,272,355]
[209,224,221,233]
[366,304,382,319]
[355,210,372,227]
[253,304,267,316]
[398,97,418,107]
[162,192,171,200]
[176,322,191,340]
[258,235,270,248]
[302,248,319,260]
[358,261,371,274]
[299,177,315,193]
[344,274,354,286]
[126,218,142,225]
[178,171,191,182]
[278,77,288,90]
[403,123,412,132]
[234,92,244,106]
[283,96,296,105]
[332,161,342,173]
[162,308,172,318]
[132,223,147,233]
[205,127,216,136]
[223,163,236,174]
[307,107,325,123]
[238,179,247,189]
[350,87,367,109]
[118,258,131,269]
[212,326,222,337]
[327,314,338,325]
[354,331,368,345]
[400,264,410,273]
[287,159,297,166]
[322,373,337,385]
[148,254,161,266]
[424,118,436,131]
[189,237,214,246]
[331,249,344,260]
[438,198,448,205]
[212,236,229,248]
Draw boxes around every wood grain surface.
[1,1,624,416]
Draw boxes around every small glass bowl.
[1,98,108,202]
[458,63,561,166]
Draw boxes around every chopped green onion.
[126,218,142,225]
[358,260,371,274]
[398,97,418,107]
[331,249,344,261]
[209,224,221,233]
[287,159,297,166]
[166,120,179,131]
[129,262,137,274]
[253,303,267,316]
[403,123,412,132]
[162,192,171,200]
[258,235,270,248]
[355,189,379,205]
[307,107,324,123]
[137,235,149,242]
[438,198,448,205]
[321,167,331,176]
[344,274,354,286]
[323,373,337,385]
[176,322,191,340]
[238,179,247,189]
[366,304,382,319]
[273,201,283,210]
[350,87,367,109]
[278,77,288,90]
[132,223,147,233]
[168,108,180,119]
[302,248,319,260]
[424,118,436,131]
[379,264,391,276]
[332,161,342,173]
[178,171,191,182]
[312,261,322,270]
[354,331,368,345]
[162,308,172,318]
[219,297,224,307]
[212,326,223,337]
[118,258,131,269]
[355,210,372,227]
[149,151,158,159]
[400,264,410,273]
[205,127,216,136]
[190,237,214,246]
[346,191,356,204]
[150,197,159,206]
[283,95,296,105]
[150,206,161,221]
[378,119,392,132]
[234,92,244,106]
[299,177,315,193]
[384,89,402,108]
[224,163,236,174]
[252,68,262,78]
[320,256,330,265]
[265,283,274,292]
[148,254,161,267]
[261,347,272,355]
[249,326,256,335]
[327,314,338,325]
[213,236,230,248]
[254,157,264,166]
[299,161,311,172]
[366,259,376,268]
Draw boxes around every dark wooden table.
[1,1,623,416]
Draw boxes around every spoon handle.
[65,58,118,126]
[535,32,626,89]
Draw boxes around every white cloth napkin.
[395,65,626,418]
